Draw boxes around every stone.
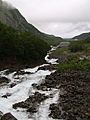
[0,77,10,84]
[9,83,16,88]
[1,113,17,120]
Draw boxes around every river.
[0,46,61,120]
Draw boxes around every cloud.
[3,0,90,37]
[34,22,90,38]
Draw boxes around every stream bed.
[0,47,61,120]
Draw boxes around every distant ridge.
[73,32,90,40]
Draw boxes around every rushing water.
[0,47,60,120]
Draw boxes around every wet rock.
[2,93,11,98]
[49,103,61,119]
[38,65,55,71]
[0,77,10,84]
[37,85,48,91]
[4,69,15,75]
[32,83,37,88]
[27,106,37,113]
[13,92,48,113]
[9,82,17,88]
[1,113,17,120]
[14,70,31,76]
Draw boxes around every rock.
[49,103,61,119]
[9,83,17,88]
[2,93,11,98]
[4,69,15,75]
[32,83,37,88]
[1,113,17,120]
[0,77,10,84]
[37,70,90,120]
[14,70,31,76]
[85,112,90,118]
[13,92,48,113]
[27,106,37,113]
[38,65,55,71]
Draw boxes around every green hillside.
[0,22,50,64]
[0,1,62,46]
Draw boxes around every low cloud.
[33,22,90,38]
[3,0,90,37]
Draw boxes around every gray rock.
[0,77,10,84]
[1,113,17,120]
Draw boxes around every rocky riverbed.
[37,70,90,120]
[0,46,59,120]
[0,42,90,120]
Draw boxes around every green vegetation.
[51,47,69,56]
[41,34,62,46]
[0,22,50,64]
[69,39,90,53]
[57,56,90,72]
[56,39,90,72]
[0,5,62,46]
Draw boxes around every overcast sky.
[3,0,90,38]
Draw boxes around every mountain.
[0,1,62,45]
[0,1,41,34]
[0,19,50,65]
[0,1,53,67]
[73,32,90,40]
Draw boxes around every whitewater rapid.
[0,47,60,120]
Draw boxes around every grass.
[57,56,90,72]
[54,39,90,72]
[52,47,69,56]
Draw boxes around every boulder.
[0,77,10,84]
[1,113,17,120]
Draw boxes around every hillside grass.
[57,56,90,72]
[55,39,90,72]
[51,47,69,56]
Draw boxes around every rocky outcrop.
[0,77,10,85]
[1,113,17,120]
[13,92,49,113]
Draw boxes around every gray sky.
[3,0,90,38]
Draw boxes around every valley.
[0,0,90,120]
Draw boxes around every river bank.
[0,59,47,71]
[0,42,90,120]
[37,70,90,120]
[36,41,90,120]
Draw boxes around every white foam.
[0,46,60,120]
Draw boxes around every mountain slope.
[73,32,90,40]
[0,1,40,34]
[0,1,62,45]
[0,21,50,66]
[0,1,52,67]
